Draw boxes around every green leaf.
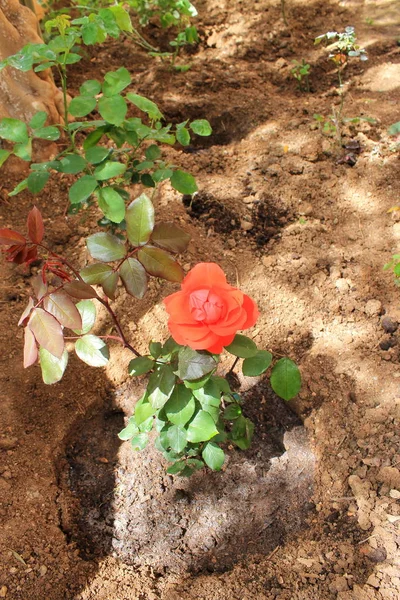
[190,119,212,136]
[0,149,11,167]
[135,395,156,425]
[161,337,182,357]
[151,222,191,253]
[223,404,242,420]
[13,139,32,161]
[167,460,187,475]
[125,193,154,247]
[9,178,28,196]
[83,127,106,150]
[69,95,97,117]
[147,365,176,409]
[39,347,68,385]
[126,93,163,121]
[170,169,197,194]
[29,111,47,129]
[73,300,96,335]
[102,67,131,96]
[69,175,98,204]
[131,433,148,451]
[137,246,184,282]
[225,334,258,358]
[183,372,212,390]
[109,4,133,31]
[270,358,301,401]
[33,126,60,141]
[193,380,220,422]
[202,442,224,470]
[388,121,400,136]
[98,187,125,223]
[80,263,114,285]
[141,173,155,188]
[94,161,126,181]
[75,334,109,367]
[86,232,126,262]
[98,94,127,126]
[118,417,139,440]
[165,384,195,426]
[186,410,218,443]
[59,154,87,174]
[85,146,110,164]
[176,125,190,146]
[177,347,217,381]
[80,79,101,96]
[231,416,254,450]
[153,167,173,183]
[145,144,161,160]
[149,341,162,359]
[242,350,272,376]
[0,118,28,143]
[27,171,50,194]
[128,356,154,376]
[167,425,187,453]
[211,375,231,394]
[119,257,148,298]
[101,271,119,299]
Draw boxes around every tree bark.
[0,0,64,123]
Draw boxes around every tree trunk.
[0,0,64,123]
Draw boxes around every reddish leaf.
[32,274,48,299]
[0,228,26,245]
[27,206,44,244]
[24,327,38,368]
[101,271,119,300]
[25,246,38,265]
[137,246,184,282]
[119,257,147,299]
[6,244,28,264]
[28,308,64,359]
[63,280,99,299]
[18,297,34,326]
[44,291,82,330]
[151,222,191,253]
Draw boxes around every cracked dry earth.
[1,0,400,598]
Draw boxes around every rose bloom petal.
[164,262,259,353]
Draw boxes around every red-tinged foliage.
[42,259,72,282]
[0,228,26,245]
[63,280,99,299]
[23,327,38,368]
[5,243,28,264]
[27,206,44,244]
[28,308,64,359]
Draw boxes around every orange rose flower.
[163,263,259,353]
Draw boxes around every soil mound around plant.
[57,382,315,575]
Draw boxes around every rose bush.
[164,262,259,353]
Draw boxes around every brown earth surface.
[1,0,400,598]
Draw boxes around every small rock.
[389,489,400,499]
[0,586,7,598]
[381,316,398,333]
[379,338,396,351]
[265,164,281,176]
[288,162,304,175]
[240,220,253,231]
[262,256,275,268]
[0,437,18,451]
[1,470,11,480]
[335,278,349,293]
[365,299,382,317]
[275,57,287,69]
[299,203,313,216]
[39,565,47,577]
[243,196,255,204]
[183,263,191,272]
[366,547,387,563]
[377,466,400,489]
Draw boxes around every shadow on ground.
[56,379,315,575]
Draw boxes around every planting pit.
[57,381,315,575]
